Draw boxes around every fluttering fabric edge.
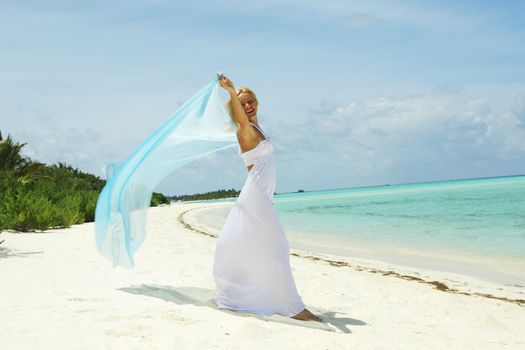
[94,77,237,268]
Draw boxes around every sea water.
[198,175,525,283]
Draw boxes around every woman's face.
[239,93,258,121]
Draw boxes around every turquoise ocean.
[197,175,525,284]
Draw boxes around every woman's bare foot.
[291,308,322,322]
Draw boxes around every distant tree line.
[169,188,240,202]
[0,131,168,232]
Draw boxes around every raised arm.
[219,76,250,130]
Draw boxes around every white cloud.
[14,116,119,176]
[512,95,525,126]
[268,88,525,189]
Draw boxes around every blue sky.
[2,0,525,194]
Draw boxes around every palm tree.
[0,131,29,173]
[0,131,45,182]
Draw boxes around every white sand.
[1,202,524,349]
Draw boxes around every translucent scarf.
[95,76,236,268]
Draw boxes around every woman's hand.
[219,76,235,93]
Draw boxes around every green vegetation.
[0,131,169,232]
[151,192,169,206]
[169,188,240,202]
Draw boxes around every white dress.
[212,123,306,317]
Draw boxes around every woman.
[212,75,321,322]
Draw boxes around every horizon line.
[274,173,525,196]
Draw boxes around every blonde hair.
[236,87,258,102]
[225,87,258,125]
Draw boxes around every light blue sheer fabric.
[95,77,237,268]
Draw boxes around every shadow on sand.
[119,284,366,333]
[0,246,43,259]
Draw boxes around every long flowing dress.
[212,122,306,317]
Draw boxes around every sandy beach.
[1,201,525,350]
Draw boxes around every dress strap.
[249,122,269,140]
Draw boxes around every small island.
[169,189,240,202]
